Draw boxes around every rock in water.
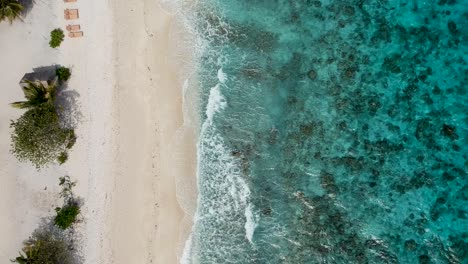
[308,69,317,80]
[441,124,458,140]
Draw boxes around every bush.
[11,226,74,264]
[49,29,64,48]
[57,152,68,164]
[11,177,82,263]
[56,67,71,82]
[54,203,80,229]
[10,105,76,168]
[65,131,76,149]
[54,176,80,229]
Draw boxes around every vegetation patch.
[11,177,83,263]
[10,104,76,168]
[0,0,23,23]
[65,131,77,149]
[11,226,74,264]
[10,80,56,110]
[56,66,71,82]
[54,203,80,229]
[10,80,76,168]
[54,176,80,229]
[57,152,68,165]
[49,29,64,48]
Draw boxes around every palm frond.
[23,80,47,99]
[0,0,23,23]
[10,101,36,109]
[11,80,57,109]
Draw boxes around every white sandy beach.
[0,0,196,263]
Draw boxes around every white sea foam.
[205,84,226,123]
[180,233,193,264]
[200,84,249,212]
[189,82,253,261]
[165,1,253,262]
[181,79,189,123]
[217,68,227,83]
[244,203,258,244]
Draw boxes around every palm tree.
[0,0,23,23]
[11,243,40,263]
[10,80,57,109]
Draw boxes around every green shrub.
[65,131,76,149]
[11,226,73,264]
[54,203,80,229]
[49,29,64,48]
[54,176,80,229]
[57,152,68,164]
[56,67,71,82]
[11,176,82,263]
[10,105,76,169]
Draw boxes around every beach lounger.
[69,31,83,38]
[64,0,77,2]
[66,24,81,31]
[64,9,79,20]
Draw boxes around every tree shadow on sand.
[56,82,83,130]
[18,0,35,16]
[10,204,84,264]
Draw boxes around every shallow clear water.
[186,0,468,263]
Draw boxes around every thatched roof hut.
[19,66,57,88]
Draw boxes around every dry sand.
[0,0,196,263]
[109,0,197,263]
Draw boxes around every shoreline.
[107,0,198,263]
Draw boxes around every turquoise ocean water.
[182,0,468,263]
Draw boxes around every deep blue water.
[186,0,468,263]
